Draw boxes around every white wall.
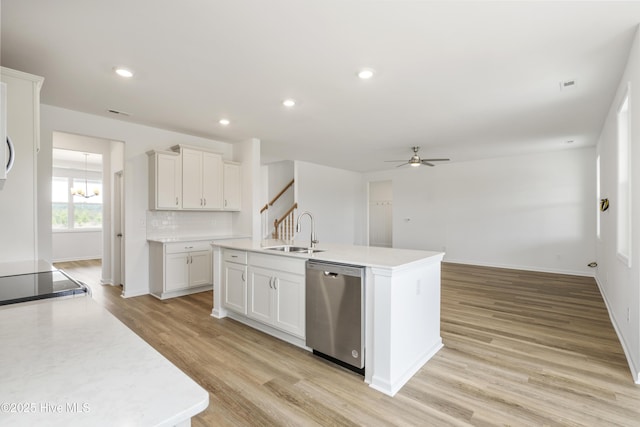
[294,161,365,245]
[365,148,596,276]
[596,27,640,383]
[52,231,102,262]
[368,180,393,247]
[39,105,238,297]
[265,160,295,230]
[232,138,262,242]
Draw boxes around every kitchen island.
[211,239,444,396]
[0,296,208,426]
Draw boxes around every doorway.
[368,180,393,248]
[51,132,125,288]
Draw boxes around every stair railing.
[273,203,298,240]
[260,179,295,239]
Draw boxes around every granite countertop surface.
[0,297,208,426]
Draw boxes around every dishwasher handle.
[323,271,340,278]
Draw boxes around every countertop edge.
[212,239,445,269]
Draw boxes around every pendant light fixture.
[70,153,100,199]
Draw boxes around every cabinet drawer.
[223,249,247,264]
[248,252,306,275]
[166,241,211,254]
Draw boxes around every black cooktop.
[0,270,89,306]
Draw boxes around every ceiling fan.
[385,146,450,167]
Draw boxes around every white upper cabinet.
[148,144,240,211]
[181,147,223,210]
[223,162,241,211]
[147,150,182,210]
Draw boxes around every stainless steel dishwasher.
[306,260,365,373]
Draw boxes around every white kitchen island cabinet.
[0,297,208,427]
[247,253,305,338]
[222,249,247,314]
[211,239,444,397]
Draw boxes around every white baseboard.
[593,275,639,384]
[444,258,595,278]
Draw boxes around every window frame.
[52,169,103,232]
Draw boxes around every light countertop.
[147,234,248,244]
[0,297,208,426]
[212,239,444,270]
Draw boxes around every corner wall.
[596,26,640,384]
[294,161,365,245]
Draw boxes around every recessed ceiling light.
[219,118,230,126]
[282,99,296,108]
[357,68,375,79]
[114,67,134,78]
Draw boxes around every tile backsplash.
[146,210,234,239]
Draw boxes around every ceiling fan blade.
[395,162,410,168]
[421,161,436,167]
[384,160,408,162]
[421,158,450,162]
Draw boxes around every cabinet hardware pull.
[176,197,179,206]
[224,199,227,207]
[274,278,278,290]
[269,277,273,289]
[241,272,245,282]
[185,246,194,249]
[204,198,206,206]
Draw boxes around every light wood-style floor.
[54,260,640,426]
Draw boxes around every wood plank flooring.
[54,260,640,426]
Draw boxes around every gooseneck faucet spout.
[295,211,318,248]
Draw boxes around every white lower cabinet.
[247,255,305,338]
[150,241,213,299]
[222,249,248,314]
[221,249,306,340]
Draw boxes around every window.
[52,150,103,231]
[616,86,631,266]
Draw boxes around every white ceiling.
[2,1,640,172]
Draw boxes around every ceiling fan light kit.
[385,146,450,168]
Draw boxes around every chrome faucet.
[296,211,318,248]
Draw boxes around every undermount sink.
[264,245,325,254]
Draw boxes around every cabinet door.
[223,163,241,210]
[223,261,247,314]
[273,271,305,338]
[189,250,212,287]
[156,153,181,209]
[182,148,203,209]
[247,266,273,324]
[165,252,189,292]
[202,152,223,209]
